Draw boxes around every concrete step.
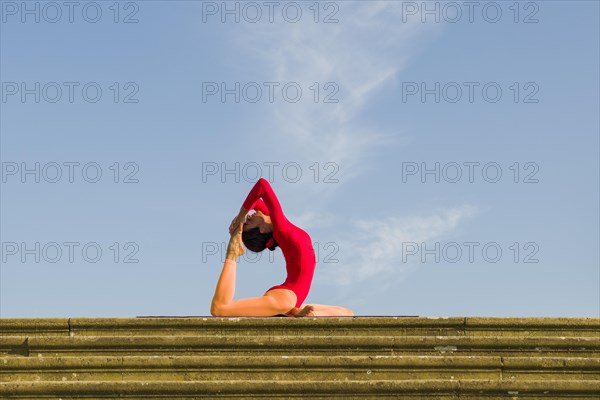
[2,317,598,337]
[2,355,598,382]
[2,334,598,357]
[1,379,599,399]
[1,317,598,399]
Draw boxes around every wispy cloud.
[233,2,438,194]
[286,210,336,231]
[318,205,479,286]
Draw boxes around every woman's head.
[242,211,277,252]
[242,227,278,252]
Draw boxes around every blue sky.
[1,0,598,318]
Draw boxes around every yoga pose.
[210,178,354,317]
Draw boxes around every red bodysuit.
[242,178,316,311]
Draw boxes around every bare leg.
[210,224,297,317]
[291,304,354,317]
[211,259,237,308]
[212,288,297,317]
[210,224,244,312]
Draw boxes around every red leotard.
[242,178,316,310]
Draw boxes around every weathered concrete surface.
[3,316,599,336]
[0,317,598,399]
[2,379,599,396]
[2,334,598,357]
[3,355,599,382]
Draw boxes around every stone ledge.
[1,379,599,396]
[2,317,598,337]
[3,355,598,370]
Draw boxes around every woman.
[210,178,353,317]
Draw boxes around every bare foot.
[291,305,315,317]
[226,224,245,258]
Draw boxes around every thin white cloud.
[232,1,439,193]
[287,211,335,231]
[318,204,479,286]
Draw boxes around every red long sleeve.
[248,198,270,216]
[242,178,290,232]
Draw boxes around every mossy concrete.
[3,316,599,337]
[1,317,598,399]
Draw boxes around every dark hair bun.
[242,227,278,253]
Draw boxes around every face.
[243,211,265,232]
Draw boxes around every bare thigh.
[215,289,297,317]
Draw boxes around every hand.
[228,216,242,235]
